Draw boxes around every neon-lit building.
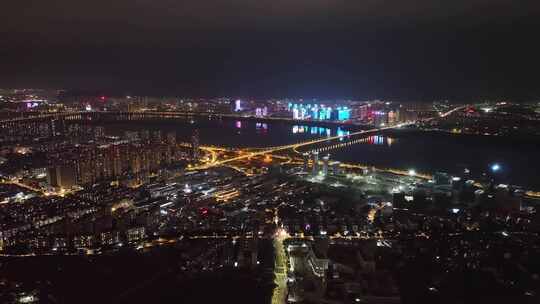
[318,106,332,120]
[312,106,319,119]
[337,107,351,121]
[234,99,243,112]
[325,107,332,120]
[292,107,300,119]
[300,107,308,119]
[255,106,268,117]
[287,103,352,121]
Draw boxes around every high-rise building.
[128,147,142,175]
[47,164,77,189]
[141,149,151,173]
[388,110,398,125]
[149,147,161,172]
[94,126,105,139]
[166,132,176,146]
[393,192,407,209]
[311,152,319,176]
[77,147,98,185]
[337,107,351,121]
[233,99,243,112]
[166,131,177,162]
[330,161,341,175]
[100,145,114,179]
[322,155,330,176]
[356,104,370,121]
[50,119,65,137]
[434,172,451,185]
[302,153,310,172]
[111,144,123,178]
[151,130,162,144]
[140,130,150,145]
[47,167,58,187]
[192,130,200,161]
[125,131,139,142]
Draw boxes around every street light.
[491,163,501,172]
[408,169,416,177]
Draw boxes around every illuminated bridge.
[190,124,406,170]
[307,135,393,154]
[0,107,465,173]
[189,105,466,170]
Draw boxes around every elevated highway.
[187,105,466,171]
[189,124,405,170]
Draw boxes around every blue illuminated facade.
[289,103,350,121]
[337,107,351,121]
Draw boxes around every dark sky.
[1,0,540,100]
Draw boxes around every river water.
[103,118,540,190]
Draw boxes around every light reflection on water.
[100,118,540,189]
[292,125,349,139]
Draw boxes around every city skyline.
[2,89,539,104]
[2,1,540,303]
[1,90,540,304]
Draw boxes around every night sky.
[2,0,540,100]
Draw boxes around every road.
[190,124,406,170]
[189,105,467,171]
[1,180,46,194]
[272,228,289,304]
[439,105,468,118]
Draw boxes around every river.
[101,118,540,190]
